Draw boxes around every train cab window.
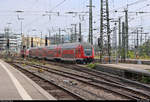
[84,49,92,56]
[84,45,92,56]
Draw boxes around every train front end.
[82,43,94,63]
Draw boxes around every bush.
[128,51,135,59]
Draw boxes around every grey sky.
[0,0,150,43]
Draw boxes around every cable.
[112,0,148,11]
[128,0,148,7]
[19,0,69,31]
[50,0,67,11]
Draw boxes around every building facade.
[0,28,21,53]
[22,36,50,48]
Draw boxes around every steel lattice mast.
[88,0,93,45]
[99,0,111,63]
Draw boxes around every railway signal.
[7,39,10,48]
[31,37,34,47]
[45,36,48,46]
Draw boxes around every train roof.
[29,47,42,50]
[60,42,92,49]
[46,45,57,49]
[28,42,92,50]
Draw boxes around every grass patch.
[22,63,26,67]
[28,59,46,66]
[87,63,97,69]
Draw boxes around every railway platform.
[94,58,150,65]
[96,63,150,78]
[0,59,56,100]
[122,59,150,65]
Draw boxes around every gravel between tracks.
[10,58,150,100]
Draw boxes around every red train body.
[21,42,94,63]
[20,49,29,58]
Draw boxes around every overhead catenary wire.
[111,0,148,12]
[50,0,67,11]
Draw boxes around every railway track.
[44,60,150,92]
[29,60,150,99]
[11,63,86,100]
[29,63,150,99]
[11,62,130,100]
[10,60,150,100]
[7,58,150,100]
[73,64,150,92]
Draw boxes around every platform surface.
[0,59,56,100]
[99,63,150,75]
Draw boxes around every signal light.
[31,37,33,47]
[7,39,10,48]
[79,38,81,42]
[45,37,48,46]
[23,45,26,50]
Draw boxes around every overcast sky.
[0,0,150,43]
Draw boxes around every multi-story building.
[0,28,21,53]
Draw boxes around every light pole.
[4,28,10,56]
[16,10,24,50]
[31,29,37,47]
[43,14,51,46]
[40,32,43,46]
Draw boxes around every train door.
[39,48,44,58]
[78,46,81,58]
[54,47,58,58]
[32,49,35,57]
[42,48,47,58]
[57,47,61,58]
[38,48,42,58]
[75,48,78,58]
[36,49,39,58]
[75,46,81,58]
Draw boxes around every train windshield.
[84,48,92,56]
[83,44,92,56]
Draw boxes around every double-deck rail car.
[20,49,29,58]
[27,42,94,64]
[29,48,38,58]
[45,45,58,60]
[61,42,94,63]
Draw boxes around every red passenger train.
[21,42,94,64]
